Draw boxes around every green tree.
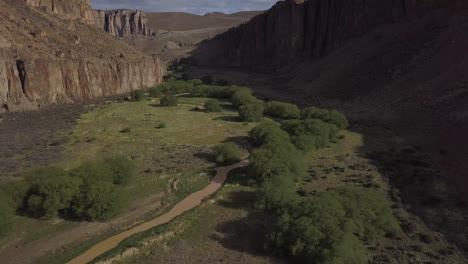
[281,119,339,152]
[160,95,179,106]
[249,121,290,147]
[231,91,262,108]
[301,107,349,129]
[239,103,264,122]
[215,143,241,165]
[105,157,135,186]
[205,99,223,112]
[264,101,300,120]
[26,173,82,218]
[250,142,306,182]
[70,181,121,221]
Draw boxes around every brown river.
[67,160,250,264]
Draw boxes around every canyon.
[0,0,165,112]
[192,0,468,198]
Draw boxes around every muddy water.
[67,160,250,264]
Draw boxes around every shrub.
[205,99,223,112]
[267,187,399,263]
[239,103,264,122]
[157,122,167,129]
[249,121,290,147]
[26,171,82,218]
[70,180,121,221]
[130,90,146,102]
[215,143,241,165]
[0,180,30,209]
[258,175,299,213]
[281,119,339,152]
[301,107,349,129]
[250,142,306,182]
[264,101,300,120]
[148,87,162,98]
[120,127,131,134]
[231,91,262,108]
[105,157,135,186]
[70,162,115,185]
[160,95,178,106]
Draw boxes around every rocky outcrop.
[0,0,165,112]
[93,10,153,38]
[194,0,460,71]
[22,0,94,24]
[0,53,165,112]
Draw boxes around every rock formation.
[194,0,460,71]
[1,0,165,112]
[93,9,153,38]
[22,0,94,25]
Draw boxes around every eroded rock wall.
[22,0,94,24]
[93,9,153,37]
[195,0,458,71]
[0,53,165,112]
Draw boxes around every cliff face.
[22,0,94,24]
[93,9,153,38]
[194,0,457,70]
[1,0,165,112]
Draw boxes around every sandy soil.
[68,160,250,264]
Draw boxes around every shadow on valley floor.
[213,115,243,123]
[356,126,468,260]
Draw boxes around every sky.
[91,0,279,15]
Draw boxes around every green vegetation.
[281,119,340,152]
[301,107,349,129]
[214,143,241,165]
[130,90,146,102]
[249,121,290,147]
[239,103,264,122]
[4,158,134,222]
[231,90,262,108]
[204,99,223,112]
[267,187,399,263]
[264,101,300,120]
[160,95,179,106]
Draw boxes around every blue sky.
[91,0,279,15]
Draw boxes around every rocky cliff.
[22,0,94,24]
[194,0,459,70]
[0,0,165,112]
[93,9,153,38]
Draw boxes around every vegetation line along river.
[67,160,250,264]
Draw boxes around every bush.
[70,162,115,185]
[215,143,241,165]
[70,180,121,221]
[239,103,264,122]
[281,119,339,152]
[249,121,290,147]
[267,187,399,263]
[160,95,178,106]
[205,99,223,112]
[148,87,162,98]
[301,107,349,129]
[264,101,300,120]
[105,157,135,186]
[258,175,299,213]
[130,90,146,102]
[250,142,306,182]
[231,91,262,108]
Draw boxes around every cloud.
[90,0,279,15]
